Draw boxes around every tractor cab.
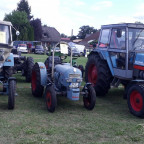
[0,20,13,66]
[96,23,144,80]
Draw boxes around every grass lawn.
[0,54,144,144]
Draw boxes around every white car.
[17,44,28,53]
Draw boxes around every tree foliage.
[61,33,68,38]
[78,25,97,39]
[17,0,33,20]
[4,10,34,41]
[30,18,42,41]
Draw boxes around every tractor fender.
[3,53,14,67]
[37,62,47,86]
[82,82,92,92]
[89,50,114,76]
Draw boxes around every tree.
[30,18,42,41]
[70,35,77,40]
[61,33,68,38]
[77,25,97,39]
[4,10,34,41]
[17,0,33,20]
[135,21,143,24]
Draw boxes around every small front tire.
[45,85,57,112]
[83,85,96,110]
[8,80,16,109]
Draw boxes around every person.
[84,48,86,56]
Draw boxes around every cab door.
[108,28,133,79]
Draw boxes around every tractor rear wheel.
[85,53,112,96]
[31,63,44,97]
[25,57,34,82]
[45,85,57,112]
[127,84,144,117]
[83,85,96,110]
[8,80,16,109]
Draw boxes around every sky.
[0,0,144,36]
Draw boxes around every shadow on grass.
[0,102,8,110]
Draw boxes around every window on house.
[43,33,48,38]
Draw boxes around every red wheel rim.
[32,71,36,91]
[46,92,51,108]
[84,94,91,107]
[88,64,97,84]
[84,98,90,107]
[130,90,143,112]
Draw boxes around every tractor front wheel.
[127,84,144,117]
[8,80,16,109]
[83,85,96,110]
[31,63,44,97]
[44,85,57,112]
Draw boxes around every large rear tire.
[127,84,144,117]
[85,53,112,96]
[83,85,96,110]
[31,63,44,97]
[25,57,34,82]
[8,80,16,109]
[45,85,57,112]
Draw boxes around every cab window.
[110,28,126,49]
[99,29,110,48]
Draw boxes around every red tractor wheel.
[45,85,57,112]
[85,53,112,96]
[31,63,44,97]
[127,84,144,117]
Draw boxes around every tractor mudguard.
[37,62,47,86]
[3,53,14,67]
[82,82,92,92]
[89,50,114,76]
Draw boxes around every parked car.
[35,45,44,54]
[17,44,28,53]
[72,49,80,57]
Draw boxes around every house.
[78,31,100,49]
[61,37,71,43]
[41,26,61,50]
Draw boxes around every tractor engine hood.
[54,64,82,88]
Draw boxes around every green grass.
[0,54,144,144]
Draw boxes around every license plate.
[69,83,78,88]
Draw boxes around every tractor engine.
[54,64,82,100]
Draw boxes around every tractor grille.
[69,74,81,78]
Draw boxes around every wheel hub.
[88,64,97,84]
[130,90,143,112]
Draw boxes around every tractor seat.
[47,56,61,69]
